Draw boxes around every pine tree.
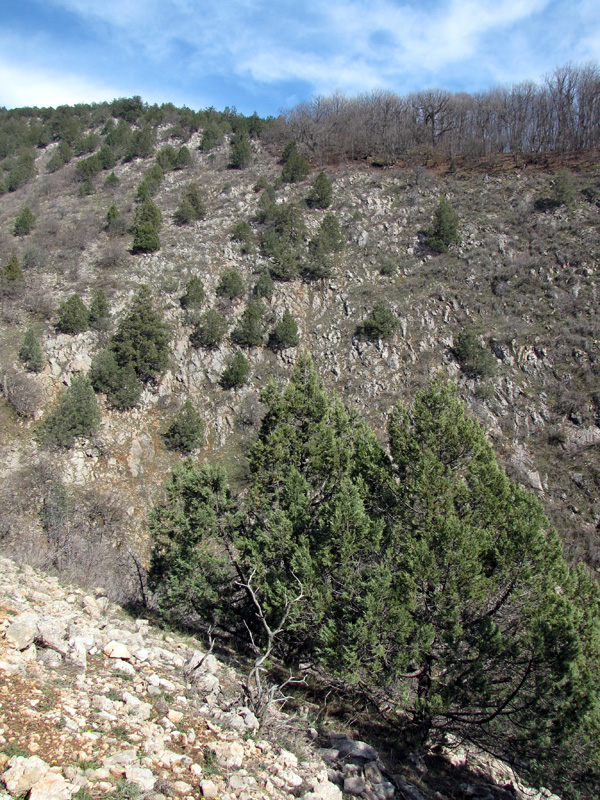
[89,289,110,328]
[162,400,204,452]
[42,374,100,448]
[269,309,299,350]
[14,206,35,237]
[229,133,252,169]
[180,277,205,310]
[220,350,249,389]
[216,269,245,299]
[19,329,45,373]
[56,294,89,334]
[111,286,170,382]
[189,309,227,349]
[306,171,333,209]
[360,301,397,339]
[231,300,265,347]
[1,253,24,282]
[426,197,460,253]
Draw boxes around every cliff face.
[0,129,598,586]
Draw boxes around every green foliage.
[56,294,89,334]
[103,171,120,190]
[14,205,35,237]
[253,269,274,300]
[104,203,125,236]
[175,145,192,169]
[148,462,238,624]
[269,309,299,350]
[89,289,110,328]
[41,375,100,448]
[189,309,227,349]
[308,212,344,262]
[124,127,155,161]
[75,154,101,183]
[216,269,245,300]
[134,198,162,229]
[378,257,397,276]
[306,171,332,208]
[174,183,205,226]
[221,350,249,389]
[231,221,254,253]
[89,349,142,410]
[281,151,310,183]
[199,124,225,153]
[454,328,497,378]
[111,286,170,383]
[229,133,252,169]
[1,253,24,282]
[260,202,307,282]
[426,197,460,253]
[162,400,204,452]
[180,276,205,310]
[231,300,266,347]
[19,329,45,373]
[78,178,95,196]
[97,144,116,170]
[360,301,397,339]
[131,222,160,254]
[156,145,178,172]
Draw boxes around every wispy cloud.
[1,0,599,112]
[0,58,126,108]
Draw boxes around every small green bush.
[231,300,265,347]
[306,171,332,208]
[14,206,35,237]
[361,301,397,339]
[426,197,460,253]
[42,374,100,448]
[253,269,274,300]
[189,309,227,349]
[220,350,249,389]
[269,310,299,350]
[162,400,204,452]
[19,329,45,373]
[454,328,497,378]
[57,294,89,334]
[1,253,24,282]
[89,289,110,328]
[132,222,160,254]
[180,276,205,310]
[229,133,252,169]
[216,269,245,300]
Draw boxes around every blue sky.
[1,0,599,115]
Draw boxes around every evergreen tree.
[56,294,89,334]
[19,328,45,373]
[220,350,249,389]
[1,253,24,282]
[269,309,299,350]
[281,141,310,183]
[90,349,142,410]
[42,374,100,448]
[229,133,252,169]
[132,221,161,254]
[426,197,460,253]
[231,300,265,347]
[253,269,274,300]
[89,289,110,327]
[454,328,497,378]
[360,301,397,339]
[111,286,170,382]
[14,206,35,237]
[306,171,333,209]
[189,309,228,349]
[180,276,205,310]
[176,145,192,169]
[162,400,204,452]
[216,269,245,300]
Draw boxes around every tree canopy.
[149,358,600,793]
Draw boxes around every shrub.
[174,183,205,226]
[306,171,332,208]
[220,350,249,389]
[229,133,252,169]
[180,276,205,310]
[426,197,460,253]
[189,309,227,349]
[281,141,309,183]
[1,368,45,418]
[1,253,24,282]
[124,128,155,161]
[176,145,192,169]
[90,349,142,410]
[19,329,45,373]
[97,144,116,170]
[231,300,265,347]
[156,145,178,171]
[269,310,299,350]
[103,171,120,190]
[309,212,344,256]
[56,294,89,334]
[360,301,397,339]
[89,289,110,328]
[132,222,160,254]
[162,400,204,452]
[42,375,100,448]
[231,221,254,253]
[454,328,497,378]
[14,206,35,237]
[216,269,245,300]
[253,269,274,300]
[111,286,170,382]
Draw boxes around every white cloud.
[0,59,127,108]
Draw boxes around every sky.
[1,0,599,116]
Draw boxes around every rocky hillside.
[0,121,598,587]
[0,555,562,800]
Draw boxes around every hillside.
[0,107,598,584]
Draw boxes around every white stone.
[103,641,131,660]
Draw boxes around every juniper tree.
[162,400,204,452]
[306,171,332,209]
[42,374,100,448]
[189,309,228,349]
[269,310,299,350]
[231,300,265,347]
[19,329,45,373]
[14,206,35,237]
[220,350,249,389]
[56,294,89,334]
[111,286,170,382]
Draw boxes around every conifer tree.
[231,300,265,347]
[19,329,45,373]
[162,400,204,452]
[269,309,299,350]
[111,286,170,382]
[56,294,89,334]
[14,205,35,237]
[189,309,227,349]
[42,374,100,448]
[306,171,333,209]
[220,350,249,389]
